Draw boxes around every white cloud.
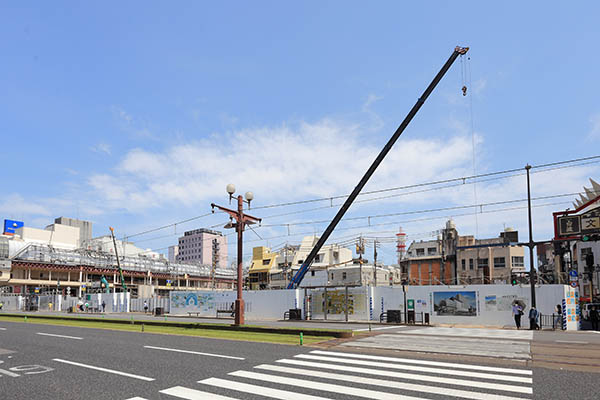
[0,194,52,217]
[85,119,476,213]
[90,142,112,156]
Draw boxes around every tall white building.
[176,228,228,268]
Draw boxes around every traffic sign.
[569,270,578,278]
[570,281,578,288]
[407,299,415,310]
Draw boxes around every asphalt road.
[1,319,599,399]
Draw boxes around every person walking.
[555,304,563,329]
[529,306,539,330]
[591,306,599,331]
[101,301,106,313]
[143,300,148,314]
[513,303,523,329]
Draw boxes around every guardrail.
[539,313,563,330]
[379,310,430,325]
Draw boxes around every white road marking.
[276,359,532,394]
[310,350,532,375]
[393,327,533,340]
[555,340,588,344]
[229,370,429,399]
[52,359,154,381]
[255,364,528,400]
[144,345,244,360]
[125,397,149,400]
[200,377,333,400]
[354,325,408,332]
[37,332,83,340]
[0,327,7,330]
[294,354,532,383]
[160,385,239,399]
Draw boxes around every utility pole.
[211,238,219,290]
[525,165,537,308]
[211,185,261,326]
[373,239,378,287]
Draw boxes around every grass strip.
[0,315,336,345]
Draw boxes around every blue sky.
[2,2,600,266]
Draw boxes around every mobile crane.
[288,46,469,289]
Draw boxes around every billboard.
[433,291,477,316]
[3,219,24,235]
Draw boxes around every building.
[54,217,92,247]
[168,245,179,263]
[403,220,458,285]
[176,229,227,268]
[403,221,525,285]
[247,236,354,290]
[456,229,525,284]
[0,219,236,297]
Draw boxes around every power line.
[122,154,600,242]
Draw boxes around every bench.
[216,309,234,318]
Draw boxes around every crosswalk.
[341,327,533,359]
[126,349,533,399]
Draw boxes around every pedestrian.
[555,304,562,329]
[0,301,3,311]
[591,306,599,331]
[143,300,148,314]
[101,301,106,313]
[512,303,523,329]
[529,306,539,330]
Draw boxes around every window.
[469,259,474,270]
[427,247,437,255]
[331,273,334,280]
[494,257,506,268]
[311,270,315,277]
[262,259,270,266]
[416,249,425,256]
[315,254,321,262]
[461,259,466,271]
[298,259,304,265]
[512,256,524,268]
[342,272,347,280]
[478,258,488,269]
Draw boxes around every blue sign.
[3,219,24,235]
[569,270,578,278]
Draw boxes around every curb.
[0,313,353,338]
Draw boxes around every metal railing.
[539,313,563,330]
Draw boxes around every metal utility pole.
[373,239,378,287]
[212,185,261,325]
[287,45,469,289]
[211,238,219,290]
[525,165,537,308]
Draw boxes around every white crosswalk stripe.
[132,349,533,399]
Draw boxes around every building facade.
[176,228,228,268]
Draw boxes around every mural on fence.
[309,289,366,315]
[433,291,477,316]
[171,291,216,312]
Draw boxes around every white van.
[582,303,600,320]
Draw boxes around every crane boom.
[287,46,469,289]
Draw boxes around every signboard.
[557,206,600,238]
[407,299,415,310]
[3,219,24,235]
[581,207,600,232]
[558,216,581,237]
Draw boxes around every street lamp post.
[525,165,537,308]
[211,184,261,326]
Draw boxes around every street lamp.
[211,185,261,326]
